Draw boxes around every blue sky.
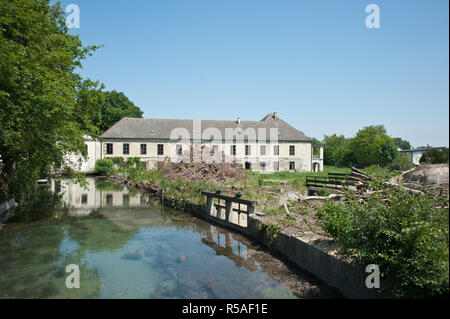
[61,0,448,147]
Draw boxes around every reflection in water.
[0,178,339,299]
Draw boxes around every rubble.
[157,161,245,184]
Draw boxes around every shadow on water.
[0,177,341,299]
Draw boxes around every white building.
[399,146,447,165]
[69,113,324,173]
[64,135,101,173]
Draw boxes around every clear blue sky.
[61,0,449,147]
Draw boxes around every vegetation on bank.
[95,156,449,298]
[317,183,449,298]
[0,0,144,203]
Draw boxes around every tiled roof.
[101,113,312,142]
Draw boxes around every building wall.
[64,138,101,173]
[100,139,316,172]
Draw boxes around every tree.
[420,148,449,164]
[97,90,143,133]
[393,137,411,150]
[0,0,100,201]
[322,134,354,167]
[349,125,395,167]
[379,139,397,167]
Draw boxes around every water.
[0,178,338,299]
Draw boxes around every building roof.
[100,113,312,142]
[399,146,447,153]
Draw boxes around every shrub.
[388,153,414,171]
[317,185,449,298]
[110,157,125,168]
[126,157,141,168]
[94,159,114,176]
[419,148,449,164]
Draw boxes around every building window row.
[105,143,295,157]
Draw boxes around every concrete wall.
[171,198,378,299]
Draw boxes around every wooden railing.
[306,173,356,190]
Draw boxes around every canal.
[0,178,339,299]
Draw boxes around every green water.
[0,178,337,299]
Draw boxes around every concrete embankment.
[160,196,378,299]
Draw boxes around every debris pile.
[158,161,245,183]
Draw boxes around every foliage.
[379,139,398,167]
[349,125,396,167]
[0,0,100,200]
[393,137,412,150]
[110,157,125,168]
[126,157,141,168]
[258,221,280,246]
[96,90,143,133]
[322,134,354,167]
[317,184,449,298]
[94,159,114,176]
[388,153,414,171]
[419,148,449,164]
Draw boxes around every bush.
[419,148,449,164]
[317,184,449,298]
[110,157,125,168]
[388,153,414,171]
[126,157,141,168]
[94,159,114,176]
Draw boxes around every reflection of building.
[399,145,447,165]
[54,178,147,215]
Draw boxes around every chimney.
[273,112,278,120]
[237,117,241,124]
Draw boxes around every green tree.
[349,125,395,167]
[322,134,354,167]
[97,90,143,133]
[379,139,398,167]
[420,148,449,164]
[393,137,412,150]
[0,0,100,201]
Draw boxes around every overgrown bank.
[98,158,449,298]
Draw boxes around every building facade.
[69,113,323,173]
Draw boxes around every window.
[106,194,113,206]
[289,145,295,156]
[106,143,113,155]
[123,194,129,206]
[123,143,130,155]
[230,145,236,156]
[273,145,279,156]
[260,161,266,171]
[176,144,183,155]
[289,161,295,171]
[274,161,279,171]
[245,145,251,156]
[260,145,266,156]
[140,144,147,155]
[245,162,251,170]
[81,194,88,205]
[157,144,164,155]
[85,144,88,154]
